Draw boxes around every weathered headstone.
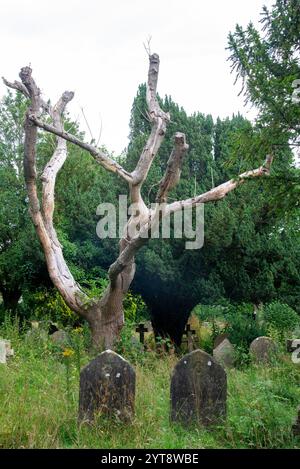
[50,330,68,346]
[249,336,277,364]
[214,333,229,349]
[0,340,6,364]
[292,407,300,436]
[170,349,227,427]
[79,350,135,423]
[25,327,48,342]
[0,339,14,364]
[182,324,197,352]
[286,339,300,353]
[3,339,14,357]
[213,338,235,368]
[144,320,153,332]
[31,321,40,329]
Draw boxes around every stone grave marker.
[0,340,6,364]
[286,339,300,353]
[135,323,148,345]
[249,336,277,364]
[213,338,235,368]
[0,339,14,364]
[79,350,135,423]
[50,330,68,346]
[4,339,14,358]
[292,407,300,436]
[214,333,229,349]
[170,349,227,427]
[182,324,197,352]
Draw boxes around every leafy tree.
[227,0,300,211]
[0,91,47,310]
[126,84,299,342]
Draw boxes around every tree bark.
[3,53,273,350]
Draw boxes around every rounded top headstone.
[249,336,277,364]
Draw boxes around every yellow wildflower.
[62,348,75,358]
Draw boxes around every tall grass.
[0,317,299,449]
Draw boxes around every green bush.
[123,291,149,322]
[192,303,227,321]
[19,288,77,327]
[193,302,266,353]
[223,303,266,351]
[263,302,300,334]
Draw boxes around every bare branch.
[28,113,133,183]
[5,71,133,184]
[167,155,274,214]
[131,53,170,187]
[156,132,189,203]
[2,77,30,98]
[2,75,52,114]
[13,66,89,316]
[41,91,75,226]
[143,36,152,57]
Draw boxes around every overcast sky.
[0,0,274,155]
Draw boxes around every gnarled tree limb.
[27,114,133,184]
[3,53,274,349]
[11,67,89,315]
[167,155,273,214]
[131,53,170,191]
[156,132,189,203]
[2,76,52,114]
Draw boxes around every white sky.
[0,0,274,155]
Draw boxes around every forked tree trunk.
[87,285,125,349]
[86,238,137,349]
[3,53,273,350]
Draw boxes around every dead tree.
[3,53,273,349]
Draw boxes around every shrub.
[192,303,227,321]
[123,291,149,322]
[263,302,300,335]
[223,303,266,351]
[20,288,77,326]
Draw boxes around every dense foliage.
[0,0,299,345]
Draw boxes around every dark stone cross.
[136,323,148,344]
[183,324,196,352]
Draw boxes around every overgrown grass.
[0,317,299,449]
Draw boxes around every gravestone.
[135,323,148,345]
[249,336,277,364]
[31,321,40,329]
[182,324,197,352]
[292,407,300,436]
[214,333,229,349]
[3,340,14,358]
[144,320,153,332]
[25,327,48,342]
[213,338,235,368]
[0,340,6,364]
[79,350,135,423]
[170,349,227,427]
[0,339,14,364]
[286,339,300,353]
[50,330,68,346]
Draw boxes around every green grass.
[0,317,299,449]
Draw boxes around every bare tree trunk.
[3,52,273,351]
